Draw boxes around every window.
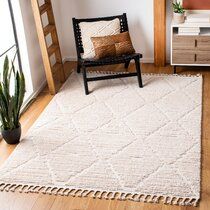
[0,0,18,68]
[0,0,33,103]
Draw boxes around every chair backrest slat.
[72,13,128,59]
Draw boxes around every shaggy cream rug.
[0,72,202,206]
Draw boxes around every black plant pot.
[1,125,21,145]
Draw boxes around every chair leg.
[173,65,177,74]
[124,60,130,69]
[77,63,81,73]
[135,58,143,88]
[82,66,89,95]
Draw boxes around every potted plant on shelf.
[0,56,25,144]
[173,1,185,24]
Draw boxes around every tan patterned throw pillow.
[79,18,121,59]
[91,32,135,59]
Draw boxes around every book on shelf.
[179,27,200,32]
[185,14,210,23]
[178,27,200,35]
[178,32,200,36]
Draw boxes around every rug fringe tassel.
[0,182,199,206]
[142,73,202,78]
[87,71,202,78]
[110,192,118,200]
[63,188,71,196]
[83,190,93,197]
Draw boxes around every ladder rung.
[48,44,59,56]
[32,0,66,94]
[52,63,63,74]
[39,3,51,15]
[44,24,55,36]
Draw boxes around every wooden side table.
[171,21,210,74]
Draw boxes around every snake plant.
[0,56,25,131]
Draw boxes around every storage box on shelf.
[171,21,210,73]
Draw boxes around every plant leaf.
[0,56,25,130]
[14,71,20,126]
[17,71,25,119]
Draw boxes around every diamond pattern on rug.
[94,119,133,136]
[174,144,200,196]
[132,76,175,103]
[105,88,145,118]
[109,139,162,191]
[0,72,202,207]
[67,159,123,191]
[90,78,128,101]
[155,90,197,121]
[89,133,135,160]
[47,137,97,184]
[135,165,196,197]
[144,122,197,164]
[124,104,169,139]
[178,106,202,140]
[71,102,113,133]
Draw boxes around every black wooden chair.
[72,13,143,95]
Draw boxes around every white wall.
[57,0,154,63]
[18,0,46,95]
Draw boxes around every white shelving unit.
[171,21,210,73]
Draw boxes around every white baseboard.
[63,56,76,63]
[63,56,154,63]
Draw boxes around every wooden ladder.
[31,0,65,95]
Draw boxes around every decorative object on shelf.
[173,1,185,24]
[0,56,25,144]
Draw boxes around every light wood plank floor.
[0,62,209,210]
